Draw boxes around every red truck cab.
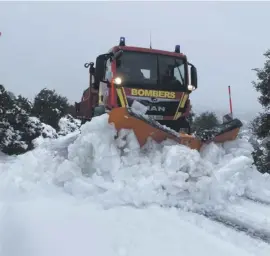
[75,37,198,132]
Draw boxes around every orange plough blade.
[108,107,202,150]
[213,128,240,143]
[108,107,243,151]
[195,119,243,144]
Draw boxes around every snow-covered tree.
[58,114,81,136]
[251,50,270,173]
[32,88,70,130]
[252,50,270,109]
[191,111,220,133]
[186,104,195,129]
[0,85,81,155]
[0,85,44,154]
[16,95,33,113]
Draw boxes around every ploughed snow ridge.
[0,114,268,212]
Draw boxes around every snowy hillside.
[0,113,270,256]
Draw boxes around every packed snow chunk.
[0,149,62,200]
[207,156,255,205]
[200,142,226,165]
[115,128,140,152]
[159,146,216,209]
[223,138,254,158]
[68,114,121,176]
[214,156,253,182]
[200,139,253,168]
[54,159,82,186]
[162,144,212,178]
[116,129,142,167]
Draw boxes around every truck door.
[99,58,111,106]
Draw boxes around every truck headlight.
[114,77,122,85]
[187,84,196,91]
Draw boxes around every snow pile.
[63,115,263,212]
[1,114,270,256]
[1,113,268,214]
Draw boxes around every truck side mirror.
[95,54,108,83]
[190,66,197,89]
[84,62,95,75]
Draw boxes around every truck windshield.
[115,51,186,91]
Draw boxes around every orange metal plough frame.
[108,108,241,151]
[109,107,202,150]
[213,128,240,143]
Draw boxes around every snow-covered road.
[1,198,268,256]
[1,114,270,256]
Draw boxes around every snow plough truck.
[75,37,243,151]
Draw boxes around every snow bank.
[2,113,270,255]
[1,113,269,213]
[63,114,266,212]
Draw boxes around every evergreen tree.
[0,84,14,113]
[186,104,195,129]
[0,85,43,154]
[0,85,79,155]
[251,50,270,173]
[15,95,33,113]
[192,111,220,133]
[32,88,69,130]
[252,49,270,109]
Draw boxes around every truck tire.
[178,117,191,134]
[81,119,87,125]
[93,105,106,117]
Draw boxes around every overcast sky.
[0,1,269,117]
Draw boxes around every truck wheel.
[176,117,191,134]
[93,105,106,117]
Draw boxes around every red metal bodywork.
[76,87,99,120]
